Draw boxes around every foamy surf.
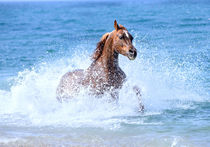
[0,43,205,129]
[0,43,208,147]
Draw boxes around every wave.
[0,38,206,128]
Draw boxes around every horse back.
[56,69,84,101]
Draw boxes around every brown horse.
[56,20,144,111]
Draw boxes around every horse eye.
[119,35,123,39]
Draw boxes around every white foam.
[0,137,20,144]
[0,43,205,128]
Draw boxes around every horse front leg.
[110,90,119,104]
[133,86,144,112]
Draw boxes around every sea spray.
[0,43,205,128]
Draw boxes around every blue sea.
[0,0,209,146]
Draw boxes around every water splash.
[0,41,206,128]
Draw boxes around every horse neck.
[99,38,119,70]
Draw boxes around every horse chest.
[108,71,125,88]
[95,70,125,90]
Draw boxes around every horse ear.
[92,33,110,60]
[114,20,120,31]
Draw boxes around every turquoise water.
[0,0,209,146]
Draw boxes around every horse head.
[92,20,137,61]
[112,20,137,60]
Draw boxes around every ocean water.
[0,0,209,146]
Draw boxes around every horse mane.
[92,32,110,61]
[119,24,126,30]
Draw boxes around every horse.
[56,20,144,111]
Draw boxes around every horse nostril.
[129,49,134,54]
[128,49,137,60]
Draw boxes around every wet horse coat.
[56,20,144,111]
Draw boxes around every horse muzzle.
[127,48,137,60]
